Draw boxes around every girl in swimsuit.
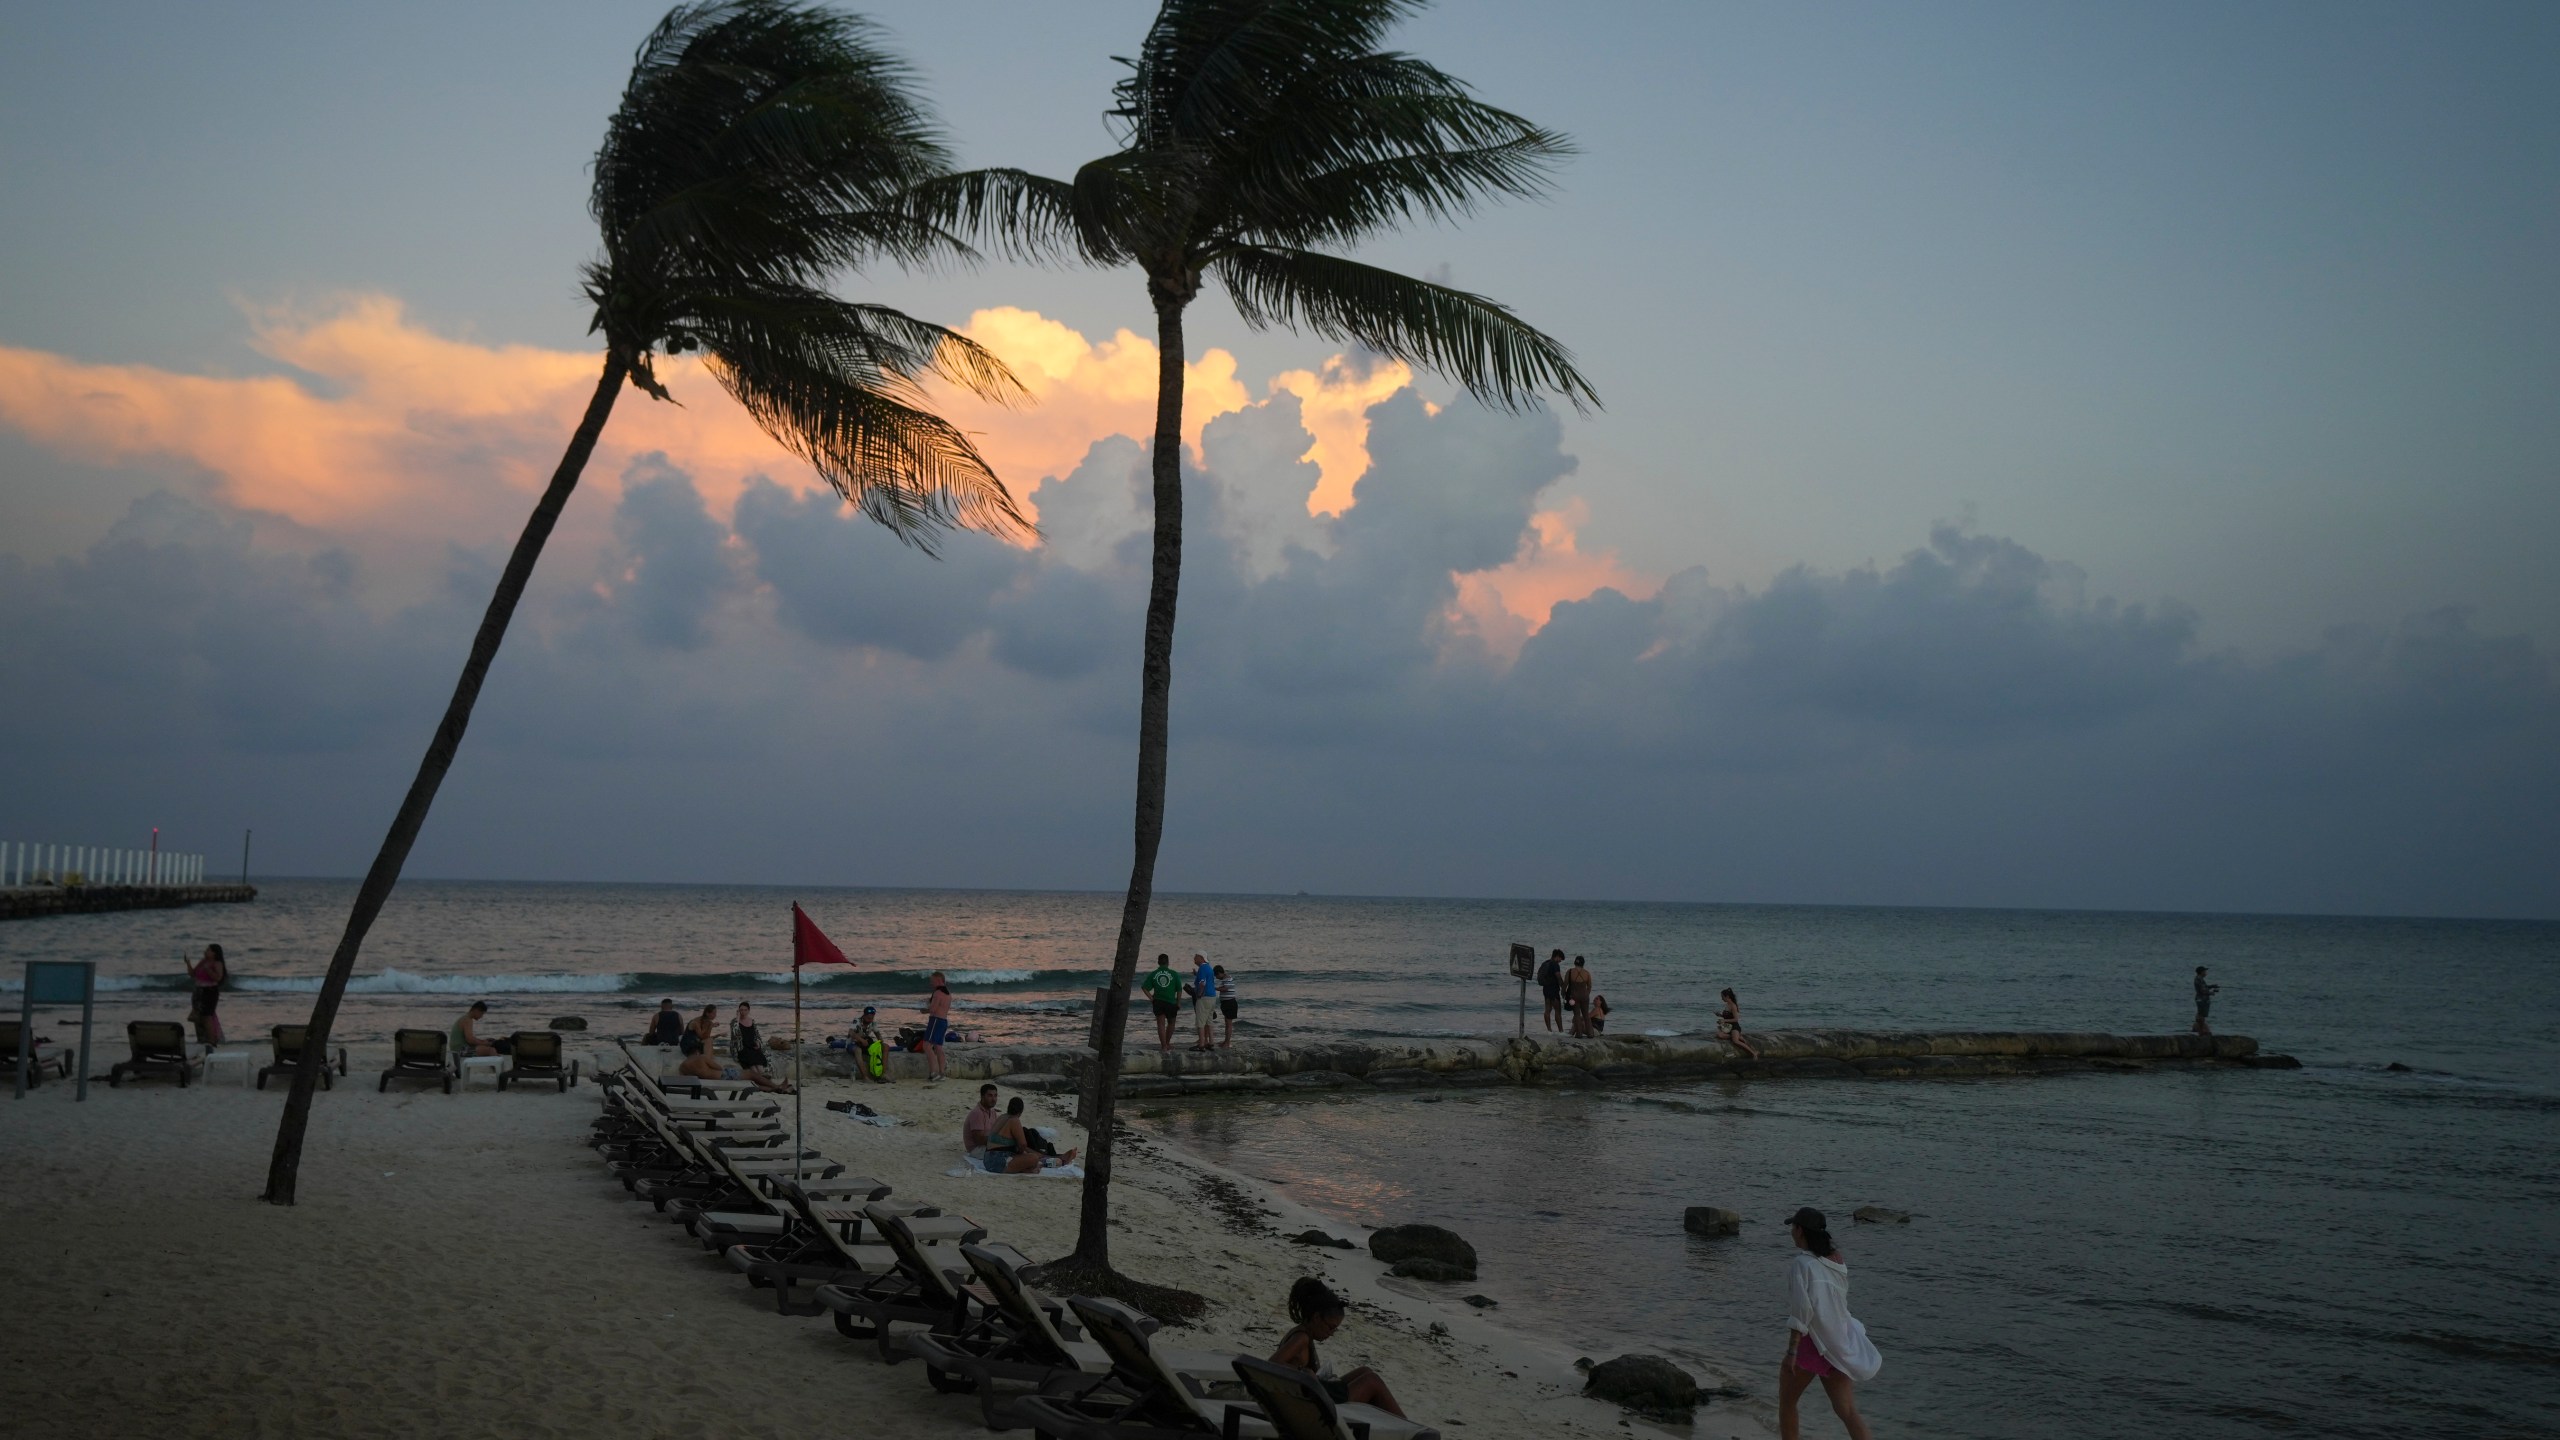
[186,944,227,1048]
[1271,1278,1406,1418]
[1718,988,1760,1059]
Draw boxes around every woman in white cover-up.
[1780,1205,1880,1440]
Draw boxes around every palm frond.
[692,289,1034,547]
[902,167,1087,263]
[1213,244,1597,413]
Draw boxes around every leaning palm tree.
[918,0,1598,1300]
[262,0,1029,1204]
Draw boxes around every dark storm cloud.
[2,404,2551,917]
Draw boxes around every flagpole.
[793,950,804,1191]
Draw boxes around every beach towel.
[945,1142,1084,1180]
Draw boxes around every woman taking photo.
[185,943,227,1047]
[1779,1206,1879,1440]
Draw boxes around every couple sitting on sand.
[671,1000,794,1092]
[962,1083,1081,1173]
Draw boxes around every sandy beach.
[1,1044,1776,1440]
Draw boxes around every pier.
[0,884,257,921]
[783,1028,2297,1090]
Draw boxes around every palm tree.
[262,0,1030,1204]
[919,0,1598,1298]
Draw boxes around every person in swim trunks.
[1537,949,1565,1032]
[923,972,953,1083]
[1141,954,1184,1053]
[1564,956,1594,1037]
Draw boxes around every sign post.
[17,960,96,1100]
[1507,943,1536,1038]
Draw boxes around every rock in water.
[1390,1258,1471,1282]
[1369,1224,1478,1280]
[1290,1229,1356,1249]
[1463,1294,1498,1309]
[1584,1354,1703,1419]
[1853,1206,1911,1224]
[1683,1206,1742,1237]
[2385,1062,2413,1072]
[547,1016,587,1032]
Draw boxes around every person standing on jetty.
[1564,956,1594,1036]
[1189,953,1219,1052]
[922,971,954,1084]
[185,943,227,1048]
[1537,949,1566,1032]
[2193,966,2220,1036]
[1142,954,1184,1053]
[1780,1206,1880,1440]
[1213,964,1239,1048]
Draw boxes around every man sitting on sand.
[452,1001,509,1057]
[848,1006,889,1082]
[982,1096,1078,1173]
[1142,954,1184,1053]
[963,1083,1000,1161]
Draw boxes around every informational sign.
[1508,942,1537,980]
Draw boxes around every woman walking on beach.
[1779,1206,1880,1440]
[1719,988,1761,1060]
[185,944,227,1048]
[1272,1278,1408,1419]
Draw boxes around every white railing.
[3,841,207,888]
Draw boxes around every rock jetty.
[789,1027,2290,1090]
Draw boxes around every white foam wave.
[1642,1027,1683,1037]
[0,974,162,992]
[787,967,1041,986]
[232,968,636,995]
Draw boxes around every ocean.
[6,880,2556,1438]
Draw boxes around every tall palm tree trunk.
[263,352,630,1205]
[1071,291,1190,1269]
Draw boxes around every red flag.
[792,903,850,967]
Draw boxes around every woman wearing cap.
[1779,1206,1880,1440]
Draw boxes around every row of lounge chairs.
[592,1042,1437,1440]
[30,1020,571,1093]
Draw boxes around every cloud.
[2,301,2553,916]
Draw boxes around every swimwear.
[1151,998,1180,1021]
[979,1151,1014,1173]
[925,1015,951,1046]
[1220,996,1238,1020]
[1793,1333,1840,1377]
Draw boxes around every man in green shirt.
[1140,953,1185,1054]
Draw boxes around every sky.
[1,1,2554,917]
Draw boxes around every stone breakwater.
[0,884,257,922]
[790,1028,2295,1091]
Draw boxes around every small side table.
[199,1049,253,1088]
[456,1054,509,1089]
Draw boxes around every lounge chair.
[818,1202,996,1360]
[903,1244,1239,1428]
[498,1030,574,1091]
[1230,1357,1438,1440]
[0,1020,73,1085]
[257,1024,348,1090]
[108,1021,201,1088]
[1005,1298,1437,1440]
[379,1028,453,1092]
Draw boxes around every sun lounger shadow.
[108,1021,201,1088]
[257,1024,348,1090]
[379,1028,453,1093]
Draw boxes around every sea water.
[6,882,2555,1436]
